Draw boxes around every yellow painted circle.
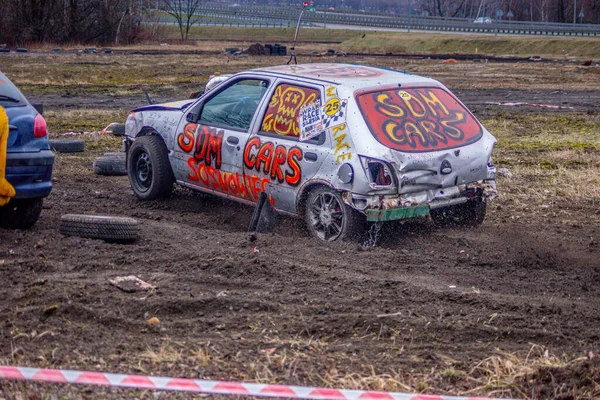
[398,91,411,100]
[324,98,341,116]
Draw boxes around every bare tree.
[162,0,203,41]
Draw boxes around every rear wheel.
[431,198,487,228]
[304,187,363,242]
[127,135,174,200]
[0,198,43,229]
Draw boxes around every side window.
[200,79,268,132]
[260,83,321,139]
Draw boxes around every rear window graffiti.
[261,84,320,138]
[356,88,482,152]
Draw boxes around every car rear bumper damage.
[346,180,498,222]
[6,150,54,199]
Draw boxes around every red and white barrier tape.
[485,101,574,110]
[0,366,508,400]
[57,122,119,136]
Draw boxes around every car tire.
[431,198,487,228]
[59,214,139,242]
[0,198,44,229]
[93,154,126,176]
[127,135,174,200]
[304,187,363,242]
[111,124,125,136]
[49,138,85,153]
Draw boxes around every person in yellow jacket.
[0,106,16,206]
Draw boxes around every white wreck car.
[123,63,497,241]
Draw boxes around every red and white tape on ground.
[57,122,119,136]
[0,365,507,400]
[485,101,574,110]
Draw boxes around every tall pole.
[573,0,576,24]
[287,2,308,65]
[495,0,498,35]
[407,0,411,33]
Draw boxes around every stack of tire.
[264,44,287,56]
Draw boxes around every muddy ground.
[1,51,600,399]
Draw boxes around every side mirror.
[186,112,197,123]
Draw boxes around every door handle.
[226,136,239,145]
[304,152,318,162]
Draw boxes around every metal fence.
[193,4,600,37]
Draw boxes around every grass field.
[141,25,600,59]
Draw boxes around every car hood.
[132,99,193,113]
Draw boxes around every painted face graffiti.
[357,88,482,152]
[261,84,320,137]
[177,123,223,169]
[243,137,303,186]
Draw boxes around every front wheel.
[430,198,487,228]
[304,187,363,242]
[0,198,43,229]
[127,135,174,201]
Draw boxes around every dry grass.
[340,33,600,60]
[111,337,599,399]
[45,109,129,134]
[480,112,600,209]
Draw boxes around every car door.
[242,80,332,214]
[172,77,270,203]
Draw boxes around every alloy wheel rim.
[309,192,344,241]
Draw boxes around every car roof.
[249,63,440,91]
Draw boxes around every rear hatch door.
[356,86,493,193]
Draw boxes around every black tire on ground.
[59,214,139,242]
[127,135,174,200]
[430,198,487,228]
[304,187,364,242]
[93,155,127,176]
[49,138,85,153]
[111,124,126,136]
[103,152,125,157]
[0,198,43,229]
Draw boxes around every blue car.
[0,71,54,229]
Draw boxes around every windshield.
[356,87,482,153]
[0,72,27,107]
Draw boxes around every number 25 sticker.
[324,98,341,116]
[398,91,411,100]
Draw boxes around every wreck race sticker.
[357,87,482,152]
[299,102,324,141]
